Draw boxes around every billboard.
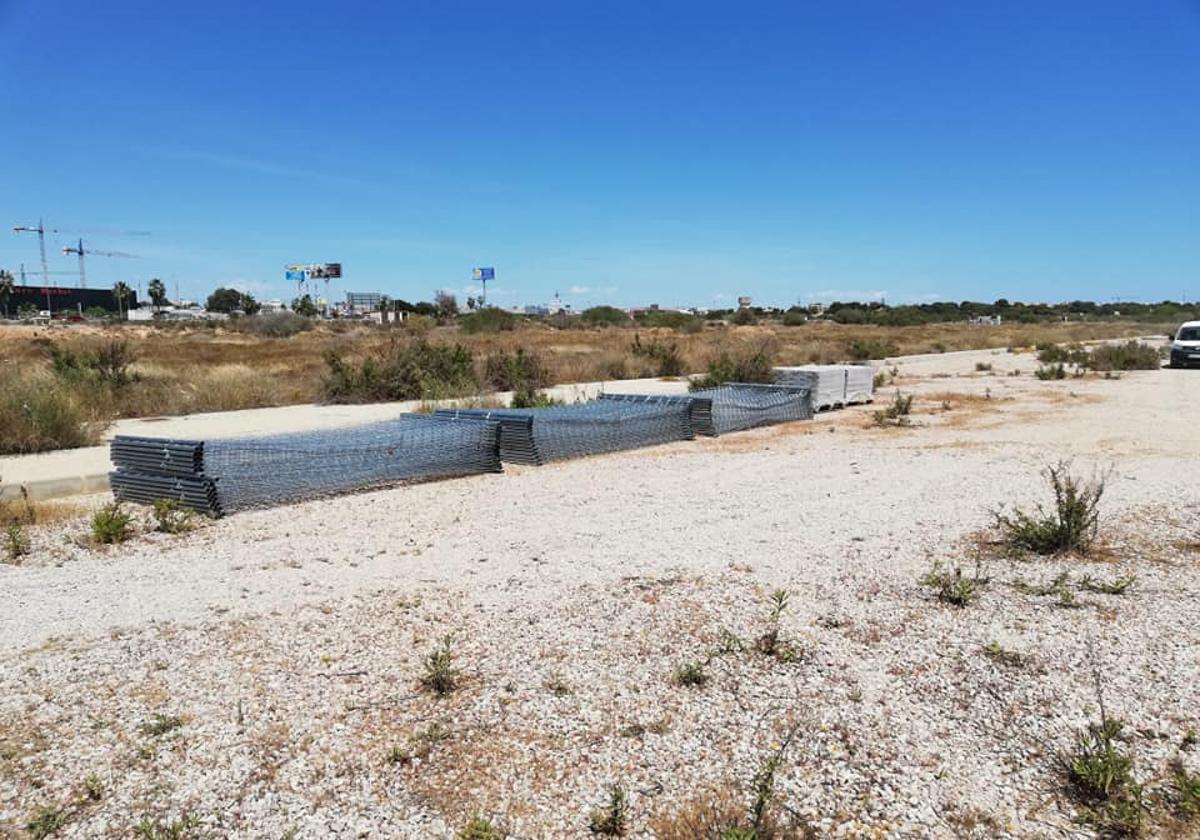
[472,267,495,281]
[286,263,342,279]
[7,285,138,314]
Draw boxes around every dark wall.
[7,285,138,313]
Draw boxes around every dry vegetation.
[0,318,1167,455]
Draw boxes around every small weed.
[91,503,133,544]
[975,362,993,372]
[133,813,202,840]
[388,722,450,765]
[588,784,629,836]
[83,772,104,800]
[457,817,504,840]
[982,641,1028,668]
[671,660,708,688]
[1013,570,1072,597]
[544,671,573,696]
[1036,362,1066,380]
[1079,573,1136,595]
[1171,757,1200,820]
[419,636,459,695]
[26,804,68,839]
[994,462,1105,555]
[139,713,186,737]
[872,391,913,427]
[755,589,789,657]
[921,561,990,607]
[1066,670,1143,837]
[4,523,31,561]
[152,499,195,534]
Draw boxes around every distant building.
[969,315,1003,326]
[345,291,384,314]
[737,296,752,309]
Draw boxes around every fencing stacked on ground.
[773,365,874,410]
[434,399,694,465]
[600,383,812,436]
[110,415,502,516]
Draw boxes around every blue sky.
[1,0,1197,309]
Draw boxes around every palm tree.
[147,278,168,313]
[0,269,14,320]
[112,281,131,320]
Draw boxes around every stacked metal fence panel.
[110,415,502,516]
[773,365,875,410]
[434,399,694,465]
[686,383,814,434]
[597,393,715,436]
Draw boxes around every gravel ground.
[2,349,1199,839]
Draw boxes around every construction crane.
[13,219,51,285]
[62,238,138,288]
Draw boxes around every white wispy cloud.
[139,146,370,189]
[805,288,888,303]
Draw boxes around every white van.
[1170,321,1200,368]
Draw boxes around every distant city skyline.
[2,1,1197,308]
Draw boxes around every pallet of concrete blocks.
[434,399,694,465]
[109,415,503,516]
[772,365,875,411]
[599,384,812,436]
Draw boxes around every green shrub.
[921,562,989,607]
[1068,717,1142,836]
[457,817,504,840]
[730,308,757,326]
[460,308,517,334]
[690,346,774,390]
[846,338,898,361]
[631,334,685,377]
[1087,341,1161,371]
[634,310,703,332]
[995,462,1105,555]
[91,504,133,545]
[4,524,31,562]
[872,391,914,427]
[420,636,459,695]
[670,661,708,687]
[484,347,554,407]
[152,499,195,534]
[50,339,135,388]
[1035,363,1066,380]
[25,804,68,839]
[781,310,807,326]
[580,306,631,327]
[1037,342,1088,366]
[322,339,478,403]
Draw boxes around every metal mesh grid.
[596,393,715,436]
[685,383,813,434]
[110,414,501,516]
[434,399,694,465]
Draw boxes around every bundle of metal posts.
[596,393,715,436]
[773,365,874,410]
[110,437,221,515]
[434,399,694,465]
[684,382,814,434]
[109,415,502,516]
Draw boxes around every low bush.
[781,310,807,326]
[1087,341,1161,371]
[671,660,708,687]
[872,391,914,427]
[848,338,898,361]
[1035,363,1066,380]
[921,561,990,607]
[4,524,31,562]
[631,334,685,377]
[634,310,703,332]
[322,339,478,403]
[1037,342,1089,366]
[460,308,517,334]
[226,311,314,338]
[457,817,504,840]
[730,308,757,326]
[588,784,629,836]
[580,306,631,327]
[0,370,107,455]
[152,499,195,534]
[91,504,133,545]
[994,462,1105,555]
[420,636,459,695]
[1067,716,1142,836]
[689,346,774,390]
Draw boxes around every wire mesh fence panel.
[109,415,501,516]
[434,399,694,464]
[685,383,813,434]
[596,393,715,436]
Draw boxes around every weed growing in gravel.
[589,784,629,836]
[1066,671,1144,837]
[457,817,504,839]
[1013,570,1072,597]
[91,503,133,544]
[25,804,67,839]
[544,671,573,696]
[872,391,914,427]
[921,561,990,607]
[133,813,202,840]
[139,713,185,737]
[1036,362,1067,380]
[1171,758,1200,821]
[4,523,30,562]
[152,499,195,534]
[982,641,1028,668]
[420,636,459,695]
[994,462,1105,555]
[83,772,104,800]
[755,589,790,657]
[671,660,708,688]
[1079,573,1137,595]
[388,722,450,765]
